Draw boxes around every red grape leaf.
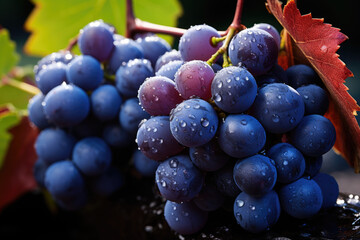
[266,0,360,172]
[0,116,39,210]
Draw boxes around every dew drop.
[236,200,245,207]
[188,114,196,119]
[283,160,288,166]
[201,118,210,127]
[217,82,223,88]
[180,120,187,128]
[214,94,222,102]
[194,104,200,109]
[240,119,247,125]
[272,114,280,123]
[170,159,179,168]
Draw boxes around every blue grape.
[102,123,132,148]
[72,137,112,176]
[44,160,87,200]
[106,38,144,74]
[132,150,160,177]
[179,24,222,61]
[211,66,257,113]
[279,177,323,219]
[91,85,122,122]
[119,98,150,136]
[78,20,115,62]
[164,200,208,235]
[289,114,336,157]
[43,84,90,127]
[35,128,76,164]
[212,162,241,198]
[304,156,323,178]
[115,59,154,98]
[255,63,288,87]
[228,28,278,76]
[313,173,339,209]
[66,55,103,91]
[286,64,322,88]
[34,51,74,74]
[267,143,306,183]
[113,34,125,42]
[155,49,182,72]
[193,184,224,211]
[296,84,329,115]
[36,62,67,94]
[28,93,51,129]
[156,155,204,202]
[233,154,277,196]
[189,138,230,172]
[169,98,218,147]
[252,23,281,50]
[218,114,266,158]
[155,60,184,81]
[138,76,183,116]
[135,35,171,67]
[250,83,305,134]
[234,190,281,233]
[211,63,222,73]
[136,116,184,161]
[174,60,215,100]
[90,166,125,197]
[33,158,48,188]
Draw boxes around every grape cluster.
[29,20,166,210]
[135,23,339,234]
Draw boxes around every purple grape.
[155,60,184,81]
[179,24,222,61]
[267,143,306,183]
[91,85,122,122]
[234,190,281,233]
[313,173,339,209]
[218,114,266,158]
[66,55,103,91]
[135,35,171,67]
[211,66,257,113]
[36,62,67,94]
[72,137,112,176]
[164,200,208,235]
[155,50,182,72]
[250,83,305,134]
[106,38,144,74]
[115,59,154,98]
[136,116,184,161]
[43,84,90,127]
[233,154,277,196]
[28,93,51,129]
[78,20,115,62]
[155,154,204,202]
[289,114,336,157]
[169,98,218,147]
[229,28,278,76]
[189,138,229,172]
[252,23,281,50]
[279,177,323,219]
[174,60,215,100]
[138,76,183,116]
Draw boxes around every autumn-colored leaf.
[0,117,39,210]
[266,0,360,172]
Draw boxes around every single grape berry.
[28,93,51,129]
[229,28,278,76]
[234,190,281,233]
[164,200,208,235]
[91,85,122,122]
[119,98,150,136]
[138,76,183,116]
[218,114,266,158]
[170,98,218,147]
[286,64,322,88]
[296,84,329,115]
[155,50,182,72]
[132,150,160,177]
[211,66,257,113]
[179,24,222,61]
[135,35,171,68]
[156,60,184,81]
[252,23,281,50]
[174,60,215,100]
[156,154,204,202]
[313,173,339,209]
[36,62,68,94]
[233,154,277,196]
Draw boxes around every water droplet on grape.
[283,160,288,166]
[236,200,245,207]
[214,94,222,102]
[180,120,187,128]
[272,114,280,123]
[241,119,247,125]
[201,118,209,127]
[170,159,179,168]
[217,81,223,88]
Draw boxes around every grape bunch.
[135,23,340,234]
[28,20,168,210]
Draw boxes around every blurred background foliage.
[0,0,359,193]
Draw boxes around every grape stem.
[1,76,40,96]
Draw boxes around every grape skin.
[36,62,68,94]
[28,93,51,129]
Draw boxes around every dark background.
[0,0,359,198]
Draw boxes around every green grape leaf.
[0,29,20,77]
[0,107,22,169]
[24,0,183,56]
